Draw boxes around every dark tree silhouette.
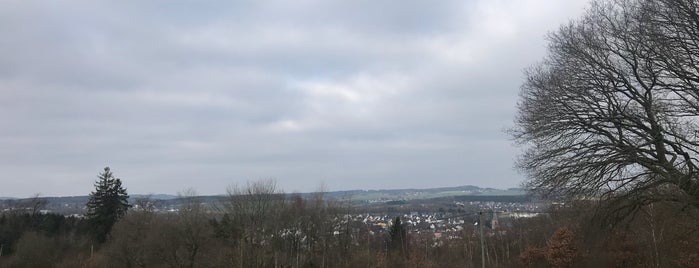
[388,216,407,254]
[85,167,130,243]
[513,0,699,219]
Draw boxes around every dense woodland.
[0,179,698,267]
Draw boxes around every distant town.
[1,185,546,239]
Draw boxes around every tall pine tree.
[388,216,408,254]
[85,167,130,243]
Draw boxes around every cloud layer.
[0,0,589,197]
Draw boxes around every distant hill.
[318,185,526,202]
[131,194,179,200]
[1,185,526,214]
[2,185,523,202]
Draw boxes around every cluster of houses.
[336,200,546,241]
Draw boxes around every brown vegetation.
[1,184,699,267]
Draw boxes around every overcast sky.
[1,0,590,197]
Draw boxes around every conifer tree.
[388,216,407,253]
[85,167,130,243]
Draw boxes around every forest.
[0,176,698,267]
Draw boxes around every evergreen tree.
[388,216,407,254]
[85,167,130,243]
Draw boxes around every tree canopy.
[513,0,699,218]
[85,167,130,243]
[388,216,408,254]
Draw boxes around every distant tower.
[491,211,499,230]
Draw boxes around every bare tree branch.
[513,0,699,220]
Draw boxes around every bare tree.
[106,200,154,268]
[218,179,285,267]
[172,188,212,268]
[513,0,699,219]
[23,194,47,216]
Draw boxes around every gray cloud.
[0,0,589,197]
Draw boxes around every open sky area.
[1,0,590,197]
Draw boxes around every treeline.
[1,182,698,267]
